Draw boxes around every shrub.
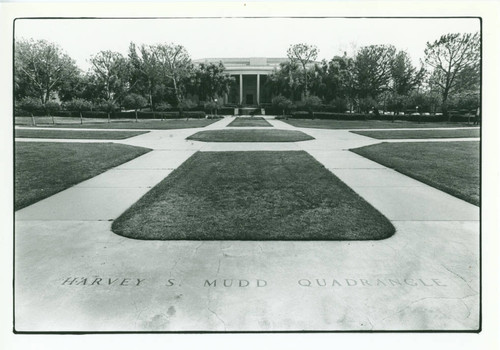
[16,97,43,125]
[330,97,349,113]
[16,97,43,115]
[358,97,378,113]
[123,94,148,110]
[44,101,61,115]
[203,100,223,115]
[64,98,92,112]
[178,98,197,110]
[123,94,148,122]
[155,102,172,111]
[64,98,93,124]
[303,95,322,108]
[272,95,294,117]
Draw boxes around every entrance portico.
[193,57,289,106]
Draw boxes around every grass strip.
[351,129,479,139]
[282,119,475,130]
[227,117,272,127]
[15,129,148,140]
[112,151,395,240]
[15,118,220,130]
[351,141,479,206]
[187,129,314,142]
[15,142,151,210]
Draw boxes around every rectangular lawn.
[187,129,314,142]
[282,119,473,129]
[227,117,272,127]
[15,142,151,210]
[351,129,479,139]
[15,129,149,140]
[351,141,479,206]
[15,118,220,129]
[112,151,395,240]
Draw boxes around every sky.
[14,17,480,71]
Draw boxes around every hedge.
[15,110,207,119]
[215,107,236,115]
[289,111,454,122]
[238,109,262,116]
[291,111,368,120]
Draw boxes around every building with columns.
[193,57,289,106]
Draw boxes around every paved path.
[14,116,479,332]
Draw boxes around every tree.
[272,95,294,118]
[153,43,193,107]
[355,45,396,98]
[96,100,118,123]
[64,98,92,124]
[122,93,147,122]
[204,99,223,116]
[266,61,304,101]
[88,50,129,103]
[307,62,329,101]
[287,43,319,96]
[17,97,43,126]
[44,101,61,125]
[193,62,234,101]
[15,39,80,105]
[391,51,425,95]
[424,32,480,115]
[329,55,357,111]
[177,98,196,118]
[58,73,87,102]
[128,43,162,110]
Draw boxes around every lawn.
[351,142,479,206]
[15,129,149,140]
[227,117,272,127]
[351,129,480,139]
[15,118,220,129]
[15,142,151,210]
[112,151,395,240]
[187,129,314,142]
[282,119,474,130]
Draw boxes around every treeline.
[268,33,480,117]
[14,32,480,121]
[14,40,234,121]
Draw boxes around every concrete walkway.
[14,116,480,332]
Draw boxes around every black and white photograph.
[1,1,499,349]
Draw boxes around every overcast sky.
[15,17,479,71]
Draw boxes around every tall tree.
[354,45,396,98]
[15,39,80,105]
[330,54,357,111]
[307,61,329,101]
[128,43,161,109]
[153,43,193,106]
[287,43,319,96]
[424,32,480,109]
[88,50,129,103]
[391,51,425,95]
[266,61,304,101]
[192,62,234,101]
[122,93,147,122]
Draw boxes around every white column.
[256,74,260,105]
[239,74,243,105]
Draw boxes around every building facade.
[193,57,289,106]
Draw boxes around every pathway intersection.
[14,117,480,331]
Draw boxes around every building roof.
[193,57,290,75]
